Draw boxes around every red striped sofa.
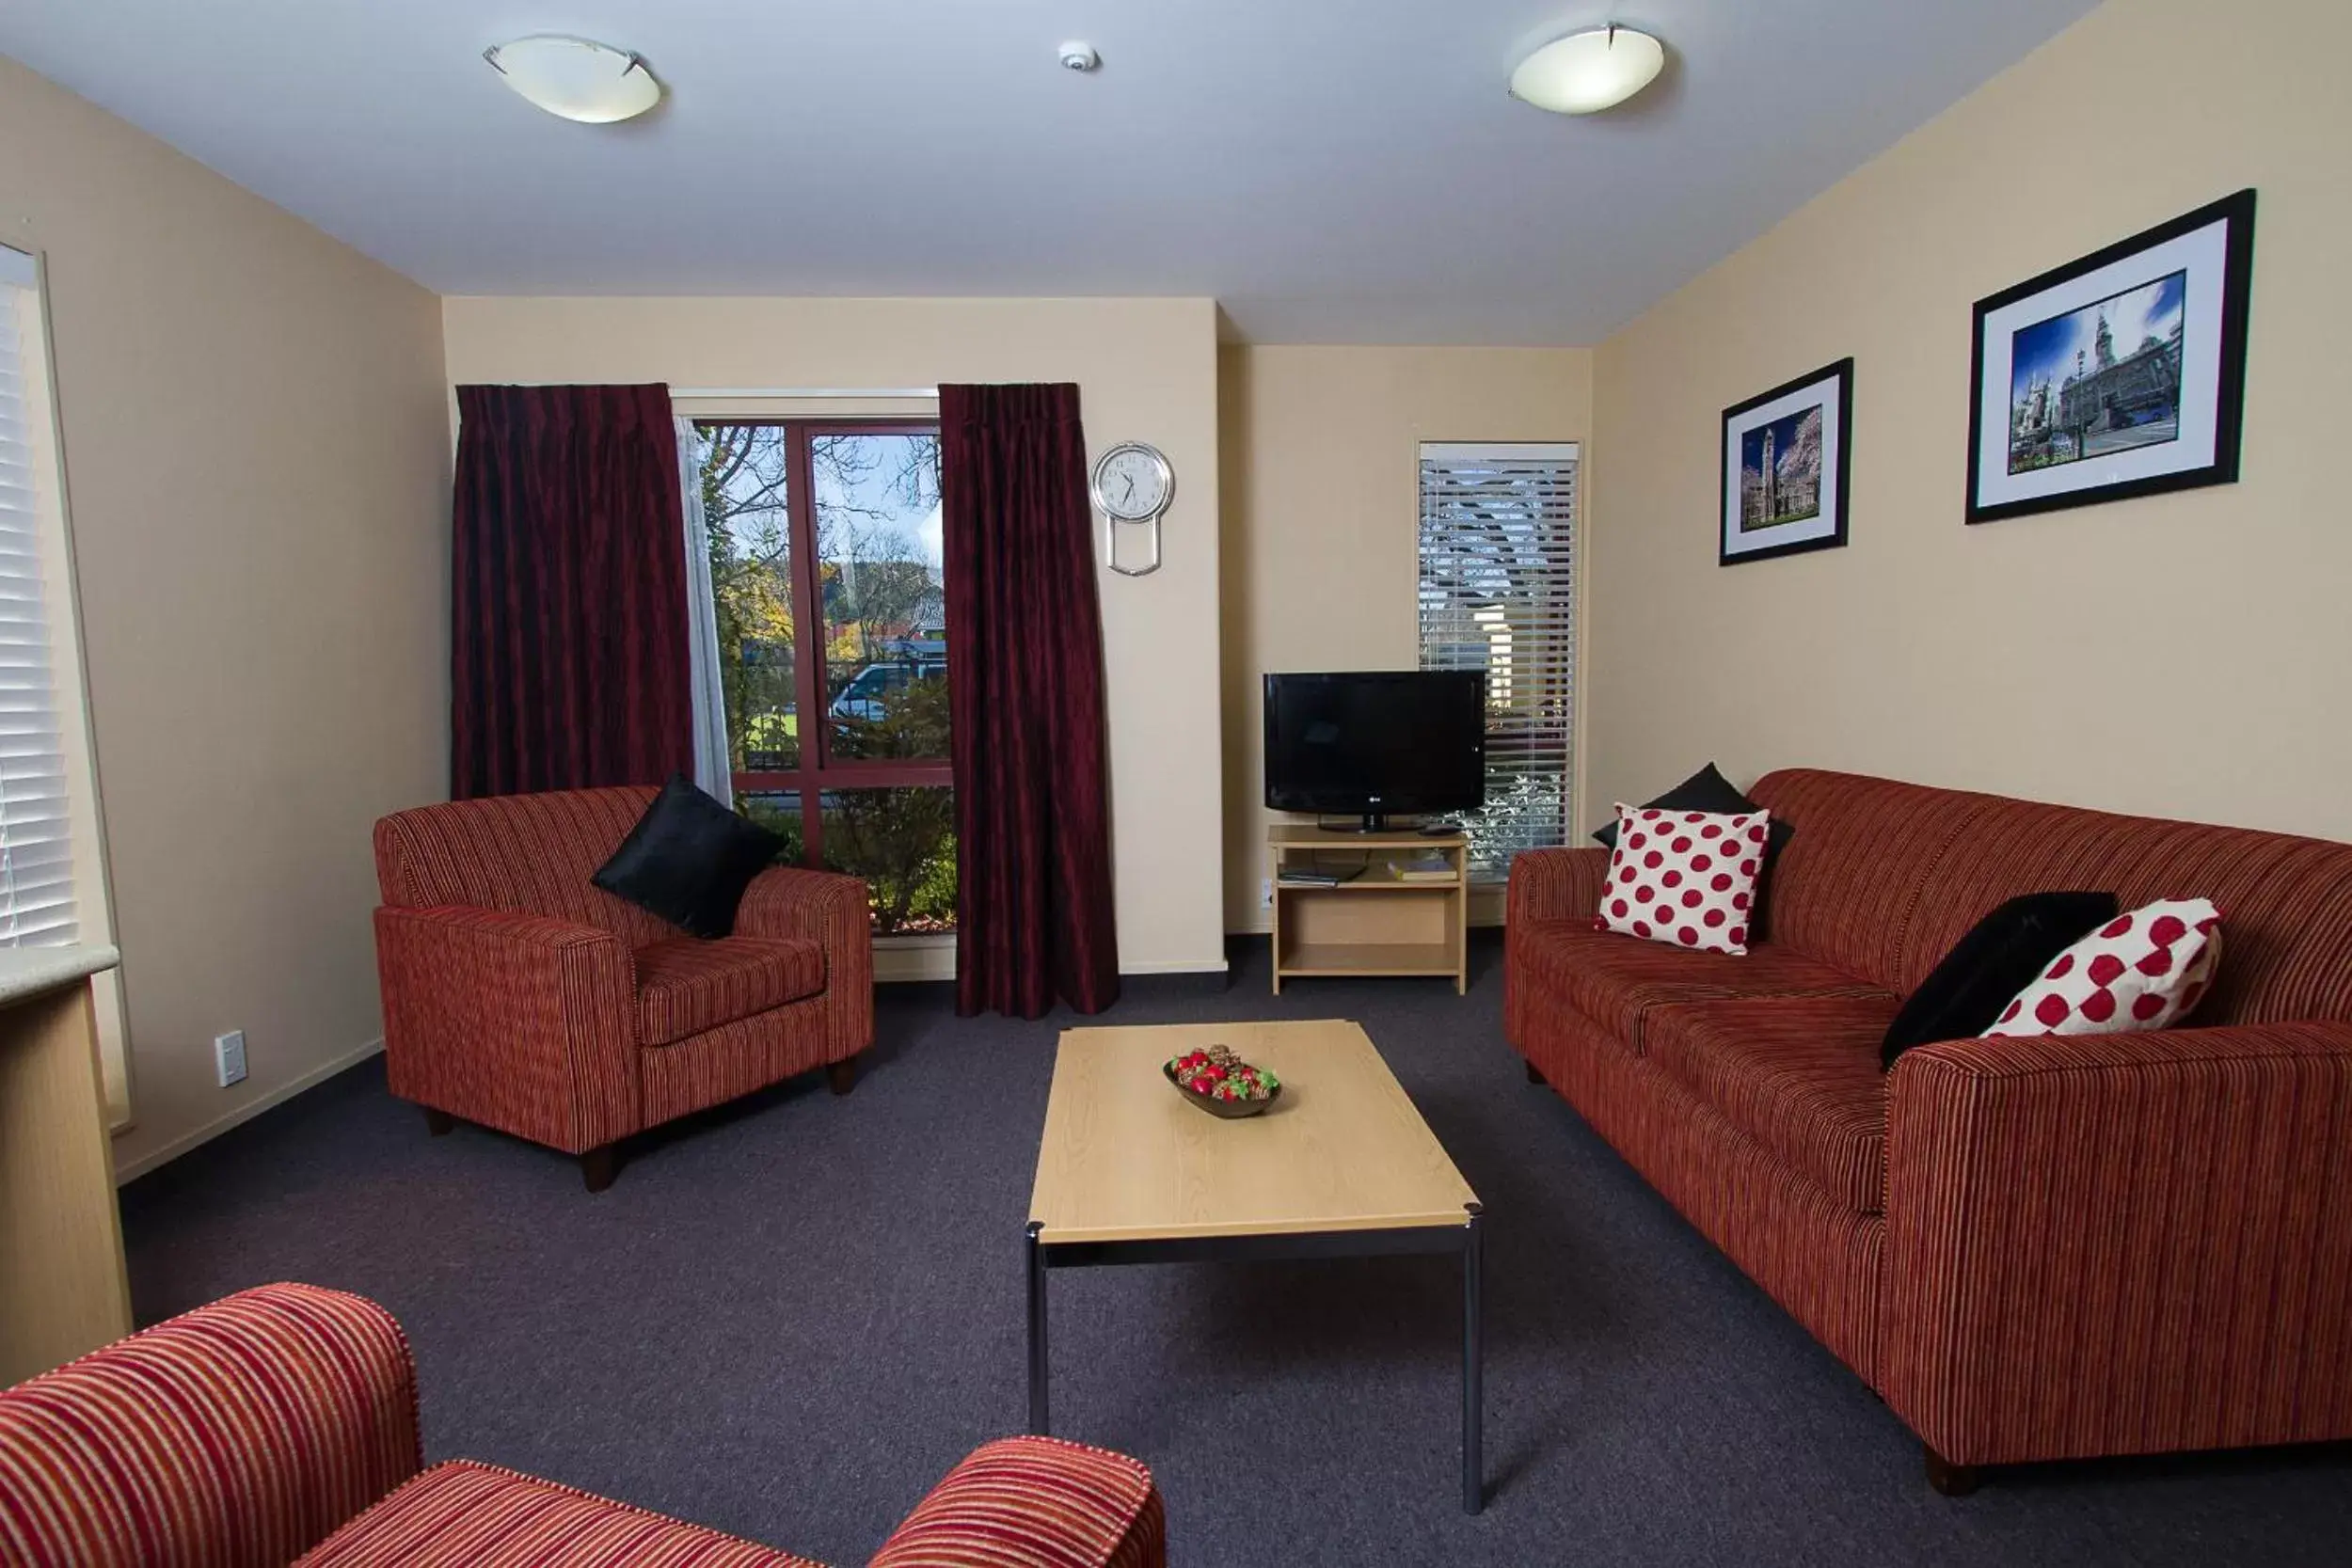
[0,1284,1166,1567]
[1506,768,2352,1492]
[373,787,876,1191]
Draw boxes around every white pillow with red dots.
[1984,897,2222,1037]
[1594,803,1769,956]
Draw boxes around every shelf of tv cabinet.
[1267,826,1469,996]
[1277,939,1459,975]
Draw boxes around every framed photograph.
[1967,188,2255,524]
[1720,357,1852,565]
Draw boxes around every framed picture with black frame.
[1719,357,1853,566]
[1966,188,2255,525]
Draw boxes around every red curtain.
[941,384,1120,1018]
[451,384,692,800]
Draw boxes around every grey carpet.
[122,934,2351,1566]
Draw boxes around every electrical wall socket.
[215,1030,248,1087]
[1261,878,1273,910]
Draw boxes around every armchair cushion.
[635,935,828,1046]
[299,1460,820,1568]
[593,774,786,939]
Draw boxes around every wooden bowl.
[1163,1059,1282,1118]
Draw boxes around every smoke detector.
[1058,40,1101,72]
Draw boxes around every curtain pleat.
[674,414,734,804]
[940,384,1120,1018]
[451,384,692,799]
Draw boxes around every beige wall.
[1218,346,1593,931]
[0,57,453,1179]
[1588,0,2352,841]
[443,296,1226,974]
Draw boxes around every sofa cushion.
[1598,804,1771,955]
[1646,994,1899,1214]
[634,936,827,1046]
[298,1460,821,1567]
[1518,918,1890,1051]
[1986,898,2223,1037]
[1591,762,1797,864]
[1882,890,2117,1067]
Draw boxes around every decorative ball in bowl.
[1163,1044,1282,1118]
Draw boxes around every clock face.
[1095,445,1171,521]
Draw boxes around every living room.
[1,0,2345,1563]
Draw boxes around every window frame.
[1,240,132,1122]
[696,417,951,868]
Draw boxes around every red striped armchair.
[0,1284,1167,1568]
[373,787,875,1190]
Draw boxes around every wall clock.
[1090,441,1174,577]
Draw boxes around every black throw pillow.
[593,774,785,939]
[1592,762,1796,861]
[1881,891,2119,1069]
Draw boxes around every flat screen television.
[1263,671,1486,832]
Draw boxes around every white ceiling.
[0,1,2098,344]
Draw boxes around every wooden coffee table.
[1025,1019,1486,1512]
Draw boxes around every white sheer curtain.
[674,415,732,804]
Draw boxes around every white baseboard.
[113,1037,385,1186]
[1120,957,1230,975]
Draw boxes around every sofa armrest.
[735,866,875,1061]
[0,1284,421,1567]
[1506,846,1612,925]
[373,904,640,1152]
[866,1436,1165,1568]
[1881,1021,2352,1467]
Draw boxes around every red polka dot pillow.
[1984,897,2222,1037]
[1595,803,1769,955]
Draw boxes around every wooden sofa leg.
[423,1107,455,1137]
[1924,1444,1980,1497]
[1525,1060,1546,1085]
[580,1145,620,1194]
[826,1053,862,1097]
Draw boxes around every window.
[0,246,77,946]
[692,421,952,934]
[0,243,126,1123]
[1417,442,1578,881]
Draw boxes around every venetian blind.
[0,245,76,945]
[1417,443,1578,881]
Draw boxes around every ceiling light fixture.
[485,35,662,123]
[1510,24,1666,115]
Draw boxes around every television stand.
[1325,812,1398,834]
[1267,824,1470,996]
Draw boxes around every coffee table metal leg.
[1462,1203,1484,1514]
[1025,1220,1049,1434]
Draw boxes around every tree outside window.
[695,421,954,934]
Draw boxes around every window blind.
[1417,442,1578,882]
[0,245,77,945]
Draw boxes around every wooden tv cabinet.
[1267,825,1469,995]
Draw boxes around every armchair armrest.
[1881,1021,2352,1467]
[1505,846,1611,926]
[735,866,875,1061]
[373,904,640,1152]
[0,1284,421,1566]
[867,1436,1165,1568]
